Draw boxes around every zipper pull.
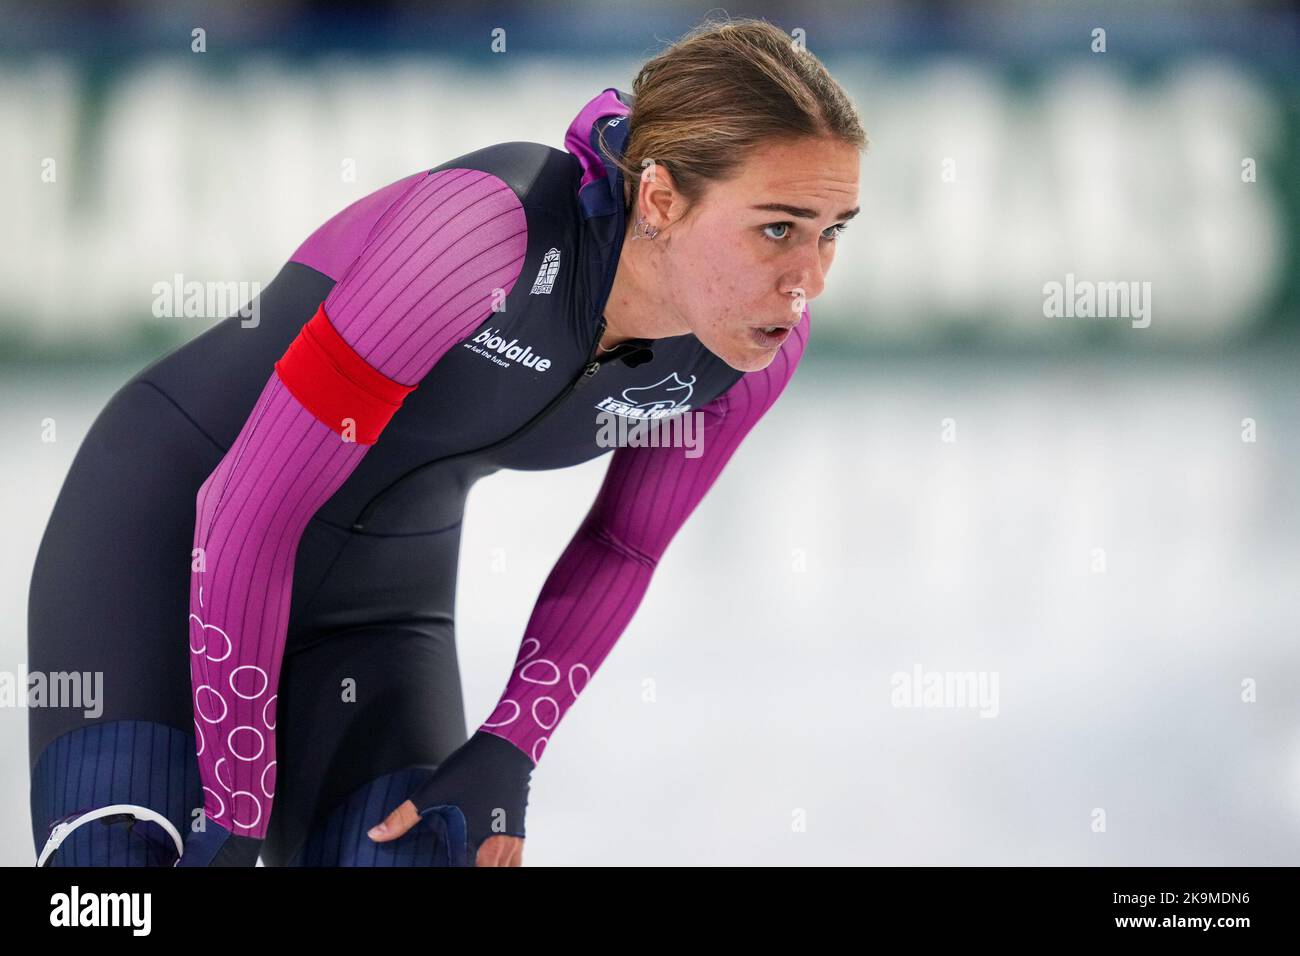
[573,361,600,391]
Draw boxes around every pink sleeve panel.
[477,308,812,764]
[289,171,427,282]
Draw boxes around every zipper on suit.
[573,359,602,392]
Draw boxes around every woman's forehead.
[716,143,860,209]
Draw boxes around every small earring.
[632,216,659,240]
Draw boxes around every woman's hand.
[368,799,525,866]
[174,817,263,866]
[366,729,534,866]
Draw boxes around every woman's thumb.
[368,799,420,842]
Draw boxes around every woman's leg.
[26,379,229,865]
[30,720,201,866]
[27,341,472,866]
[25,375,342,865]
[258,622,469,866]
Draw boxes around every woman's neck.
[599,213,684,351]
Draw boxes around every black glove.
[406,730,534,865]
[174,817,263,866]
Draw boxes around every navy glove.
[174,817,263,867]
[405,730,534,866]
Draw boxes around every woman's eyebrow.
[751,202,861,221]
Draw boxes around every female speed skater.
[27,16,865,866]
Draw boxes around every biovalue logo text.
[462,327,552,372]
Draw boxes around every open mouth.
[751,324,792,347]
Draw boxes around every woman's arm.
[178,168,529,865]
[372,305,811,864]
[480,307,811,763]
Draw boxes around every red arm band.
[273,302,417,445]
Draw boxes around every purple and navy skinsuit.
[27,88,808,866]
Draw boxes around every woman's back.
[123,89,748,535]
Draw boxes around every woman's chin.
[720,348,778,374]
[697,329,783,373]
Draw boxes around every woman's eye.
[762,222,849,242]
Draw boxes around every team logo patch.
[594,372,696,419]
[530,248,561,295]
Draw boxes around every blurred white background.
[2,0,1298,865]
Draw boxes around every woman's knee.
[30,720,201,867]
[273,766,469,866]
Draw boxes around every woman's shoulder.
[290,143,579,282]
[429,140,578,205]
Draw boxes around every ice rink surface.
[2,349,1297,865]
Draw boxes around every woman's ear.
[637,163,685,233]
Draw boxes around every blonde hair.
[601,15,868,215]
